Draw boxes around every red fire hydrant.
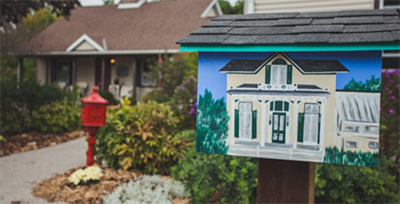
[80,86,108,166]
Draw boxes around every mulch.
[0,129,86,157]
[32,166,190,204]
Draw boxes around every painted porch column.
[292,100,299,149]
[17,58,24,88]
[260,100,266,147]
[132,58,137,99]
[320,102,326,149]
[230,97,236,145]
[266,102,272,144]
[101,57,105,90]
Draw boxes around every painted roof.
[16,0,215,55]
[177,9,400,51]
[219,52,349,73]
[335,92,380,123]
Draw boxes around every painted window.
[298,103,320,145]
[265,58,292,85]
[235,102,257,140]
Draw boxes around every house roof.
[16,0,217,55]
[219,52,349,74]
[177,9,400,51]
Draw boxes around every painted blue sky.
[198,51,382,102]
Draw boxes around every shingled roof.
[16,0,215,54]
[177,9,400,45]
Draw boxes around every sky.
[80,0,239,7]
[198,51,382,103]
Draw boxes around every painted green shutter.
[235,109,239,138]
[265,65,271,84]
[297,113,304,142]
[318,113,321,144]
[287,65,292,84]
[252,110,257,139]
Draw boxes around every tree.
[196,89,230,154]
[218,0,244,14]
[343,75,381,92]
[1,0,80,27]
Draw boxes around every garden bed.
[32,166,190,204]
[0,129,86,157]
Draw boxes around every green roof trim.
[180,43,400,52]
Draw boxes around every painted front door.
[272,112,286,143]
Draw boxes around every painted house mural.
[193,51,382,166]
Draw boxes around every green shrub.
[323,146,379,167]
[0,99,33,135]
[96,98,193,175]
[103,175,190,204]
[1,78,70,111]
[170,77,197,130]
[32,99,81,133]
[315,156,399,203]
[171,151,258,203]
[98,90,117,105]
[196,89,229,154]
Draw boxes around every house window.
[234,102,257,140]
[298,103,320,145]
[51,59,71,84]
[265,58,292,85]
[140,58,157,87]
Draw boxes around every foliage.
[343,75,381,92]
[218,0,244,14]
[0,99,33,135]
[1,76,69,112]
[315,156,399,203]
[32,99,81,133]
[103,175,190,204]
[96,98,194,175]
[171,150,257,203]
[143,52,198,103]
[170,77,198,130]
[103,0,115,5]
[1,0,79,27]
[380,69,400,180]
[196,89,230,154]
[323,146,379,167]
[98,90,117,105]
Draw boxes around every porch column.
[45,57,50,83]
[320,102,326,149]
[230,97,236,145]
[266,101,272,143]
[17,58,24,88]
[260,99,266,147]
[101,57,105,90]
[72,57,76,85]
[132,58,137,99]
[292,100,299,149]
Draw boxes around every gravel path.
[0,137,88,204]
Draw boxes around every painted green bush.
[343,75,381,92]
[315,156,399,203]
[171,150,257,203]
[196,89,229,154]
[323,146,379,167]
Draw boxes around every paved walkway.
[0,137,88,204]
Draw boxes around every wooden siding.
[245,0,374,14]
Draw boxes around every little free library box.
[177,9,400,167]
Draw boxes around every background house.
[14,0,222,100]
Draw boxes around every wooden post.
[257,158,315,203]
[101,57,105,90]
[17,58,24,88]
